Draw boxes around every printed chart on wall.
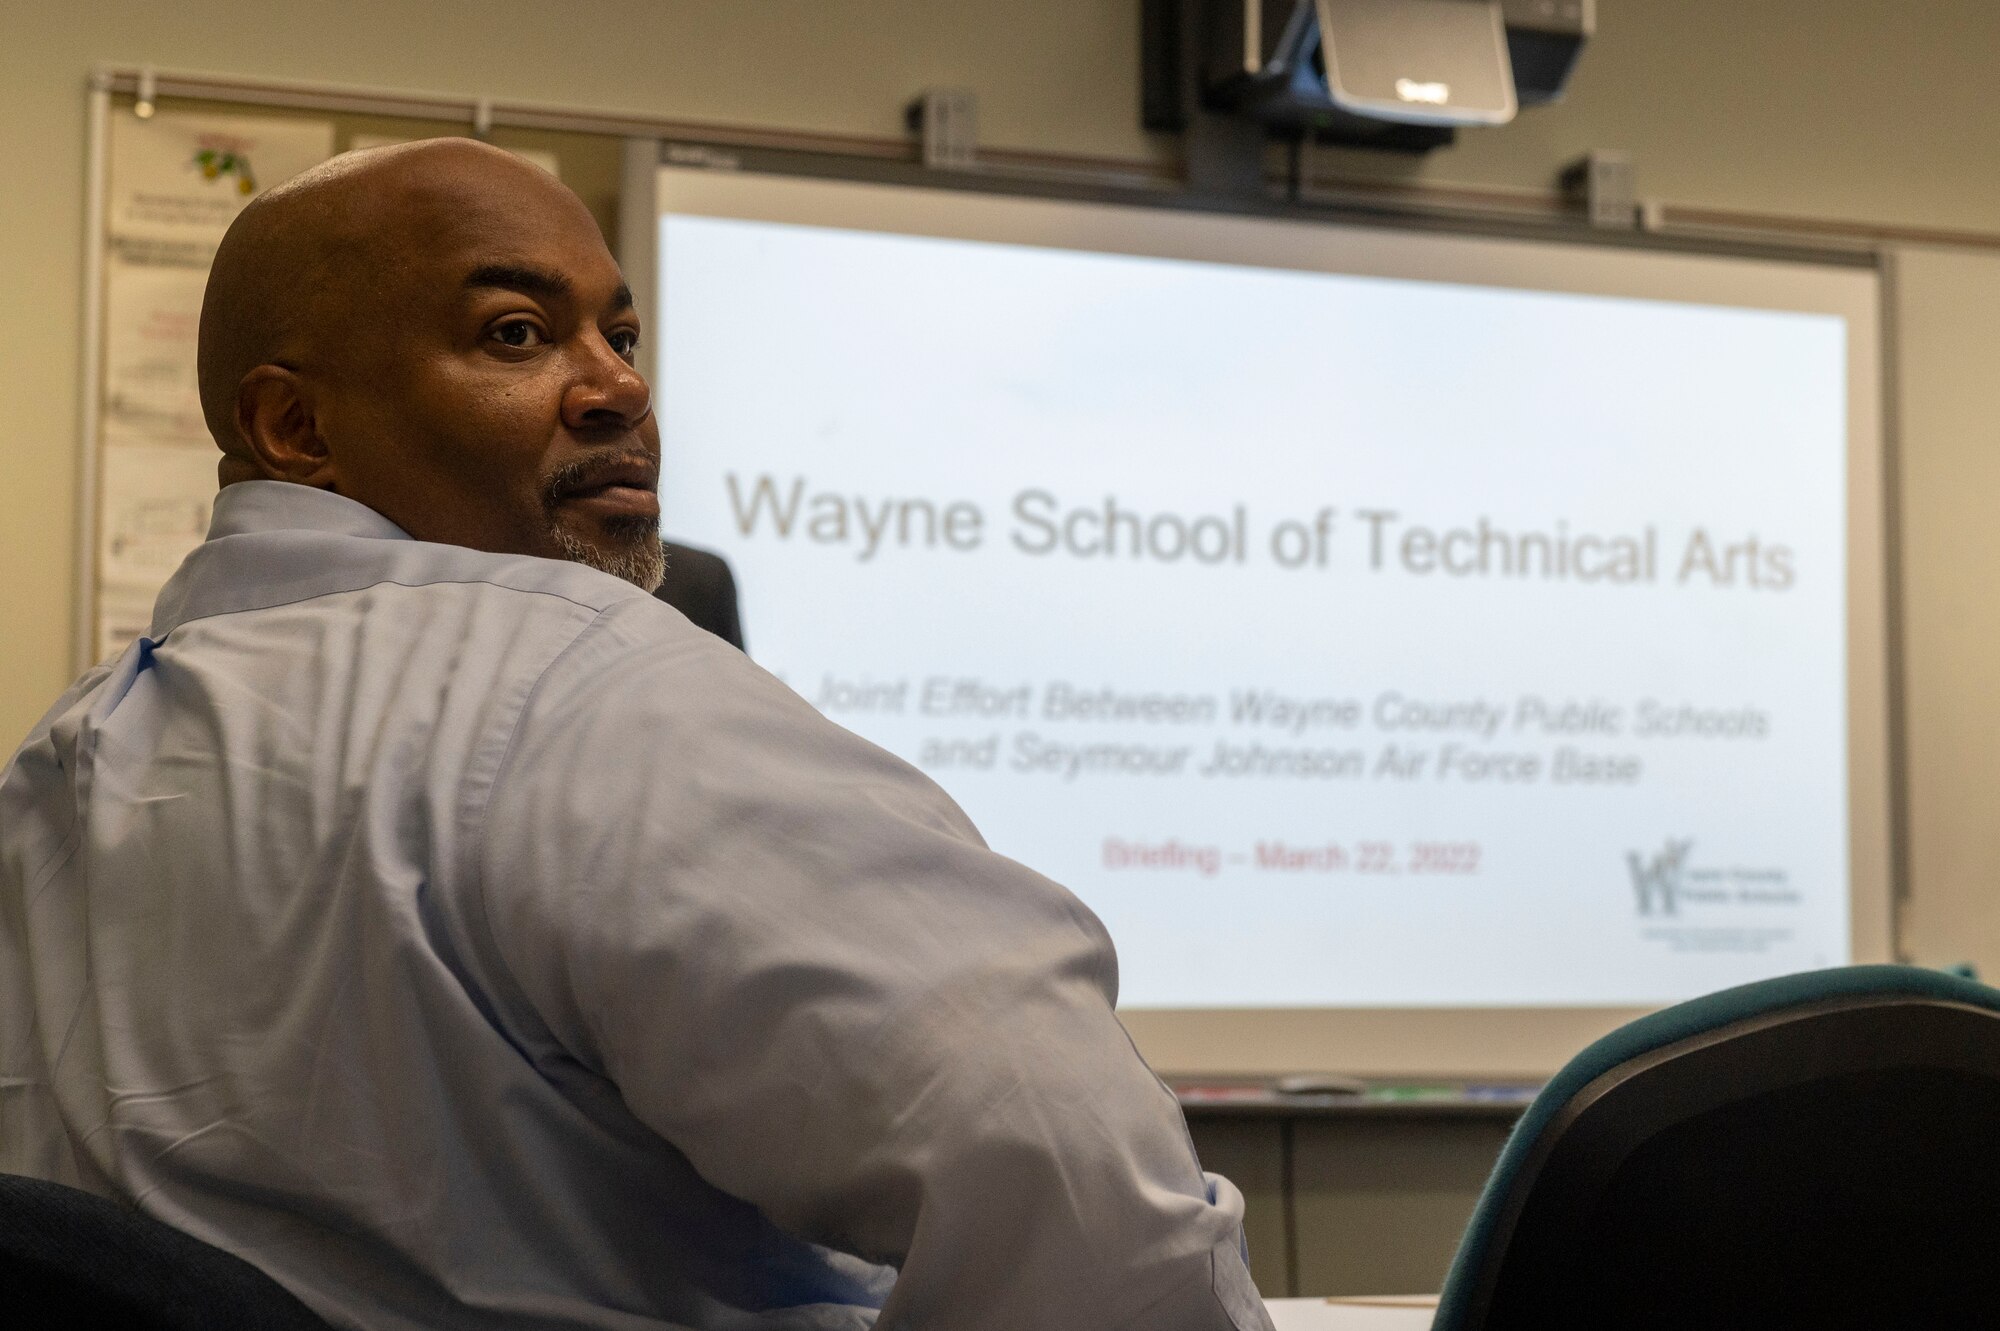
[95,111,332,658]
[655,170,1886,1015]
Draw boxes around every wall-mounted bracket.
[906,88,978,170]
[1561,149,1636,229]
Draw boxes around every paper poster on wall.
[101,443,222,589]
[101,260,212,452]
[96,110,333,659]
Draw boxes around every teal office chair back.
[1432,964,2000,1331]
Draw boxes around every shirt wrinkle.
[461,601,621,1080]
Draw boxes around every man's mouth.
[551,455,661,523]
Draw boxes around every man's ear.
[235,365,336,487]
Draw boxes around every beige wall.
[6,0,2000,965]
[1891,248,2000,973]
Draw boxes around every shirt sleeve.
[476,598,1272,1331]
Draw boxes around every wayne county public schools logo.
[1627,838,1694,916]
[1622,840,1804,955]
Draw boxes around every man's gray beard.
[550,524,667,593]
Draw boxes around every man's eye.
[608,329,640,359]
[491,320,548,349]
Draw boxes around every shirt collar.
[207,481,413,543]
[144,483,416,642]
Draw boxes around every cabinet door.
[1291,1117,1510,1297]
[1185,1117,1291,1296]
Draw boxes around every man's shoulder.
[150,482,672,644]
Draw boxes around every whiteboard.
[648,161,1892,1076]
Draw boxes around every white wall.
[7,0,2000,968]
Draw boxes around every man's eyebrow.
[463,264,634,315]
[463,264,574,303]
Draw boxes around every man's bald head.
[199,140,567,474]
[194,138,662,588]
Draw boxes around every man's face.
[308,153,663,588]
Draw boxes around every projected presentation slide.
[656,208,1854,1010]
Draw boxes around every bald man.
[0,142,1272,1331]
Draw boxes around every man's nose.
[562,334,652,431]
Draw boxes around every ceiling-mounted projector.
[1145,0,1591,153]
[1318,0,1517,126]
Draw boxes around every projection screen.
[647,160,1892,1077]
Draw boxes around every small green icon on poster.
[193,147,256,195]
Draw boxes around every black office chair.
[1432,964,2000,1331]
[654,540,746,652]
[0,1173,332,1330]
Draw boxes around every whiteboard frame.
[73,76,113,673]
[638,147,1900,1078]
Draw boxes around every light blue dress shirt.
[1,482,1272,1331]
